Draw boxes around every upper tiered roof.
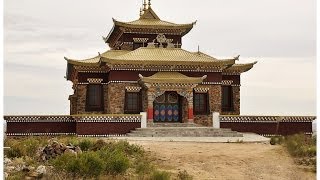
[104,1,196,48]
[65,0,257,80]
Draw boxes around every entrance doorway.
[153,91,181,123]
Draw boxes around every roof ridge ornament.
[148,0,151,8]
[143,0,148,11]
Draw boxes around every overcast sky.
[3,0,316,115]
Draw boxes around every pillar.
[187,96,194,123]
[147,94,154,122]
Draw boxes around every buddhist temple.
[65,0,257,126]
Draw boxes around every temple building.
[65,0,257,126]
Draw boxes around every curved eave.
[113,19,195,32]
[102,58,235,67]
[65,56,101,67]
[223,61,258,73]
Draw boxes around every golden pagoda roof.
[66,47,237,67]
[113,8,195,30]
[223,61,258,73]
[103,47,236,66]
[64,50,130,67]
[139,72,206,84]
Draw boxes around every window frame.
[86,84,104,112]
[222,86,234,112]
[124,91,142,114]
[193,92,209,115]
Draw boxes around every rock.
[64,148,77,155]
[4,157,12,165]
[5,166,15,172]
[22,166,35,172]
[75,146,82,154]
[4,172,8,179]
[28,171,39,178]
[36,165,46,176]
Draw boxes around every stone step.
[127,127,243,137]
[148,123,202,128]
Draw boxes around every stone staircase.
[127,123,243,137]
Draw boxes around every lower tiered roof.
[65,46,256,79]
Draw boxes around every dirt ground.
[129,141,316,180]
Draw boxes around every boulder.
[36,165,46,176]
[4,157,12,165]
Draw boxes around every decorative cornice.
[194,87,210,93]
[87,78,103,84]
[125,86,142,92]
[222,80,233,85]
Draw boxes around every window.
[222,86,233,111]
[86,84,103,111]
[125,92,141,114]
[194,93,209,115]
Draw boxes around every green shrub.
[270,136,285,145]
[78,151,105,178]
[177,170,193,180]
[52,151,105,178]
[99,149,130,175]
[78,139,94,151]
[51,152,79,176]
[6,144,26,158]
[135,156,154,176]
[7,171,26,180]
[24,138,40,157]
[91,139,107,151]
[151,170,171,180]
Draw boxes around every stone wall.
[103,85,108,113]
[181,97,188,123]
[193,85,221,126]
[75,84,104,114]
[107,83,141,114]
[69,94,77,115]
[76,85,87,114]
[141,88,148,113]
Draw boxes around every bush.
[270,136,284,145]
[78,139,94,151]
[99,148,130,175]
[91,139,107,151]
[177,170,193,180]
[6,146,25,158]
[52,151,105,178]
[285,134,316,157]
[135,156,154,177]
[151,170,171,180]
[78,152,105,178]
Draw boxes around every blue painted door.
[154,92,180,123]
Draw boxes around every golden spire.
[148,0,151,8]
[143,0,148,11]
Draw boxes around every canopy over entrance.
[139,72,207,123]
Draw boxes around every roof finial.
[143,0,148,11]
[148,0,151,8]
[140,7,143,16]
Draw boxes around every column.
[147,94,154,123]
[187,96,194,123]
